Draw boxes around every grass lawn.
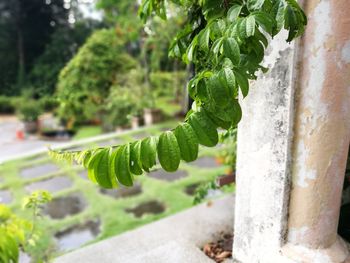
[73,126,103,140]
[0,121,234,262]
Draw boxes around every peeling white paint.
[287,226,309,244]
[300,1,331,123]
[295,141,317,187]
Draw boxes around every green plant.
[150,71,187,98]
[0,191,51,263]
[56,29,137,124]
[16,99,42,122]
[50,0,306,189]
[103,90,138,129]
[0,96,17,114]
[219,128,237,169]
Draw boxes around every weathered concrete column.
[233,30,297,262]
[233,1,350,262]
[283,0,350,262]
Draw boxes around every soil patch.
[125,200,165,218]
[100,183,142,199]
[184,183,201,196]
[44,193,86,219]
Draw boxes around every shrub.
[56,29,136,125]
[16,99,42,122]
[149,71,187,98]
[0,96,17,114]
[38,96,59,112]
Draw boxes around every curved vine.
[50,0,307,188]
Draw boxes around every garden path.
[0,117,66,163]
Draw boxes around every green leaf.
[199,28,211,52]
[246,16,256,37]
[238,18,247,39]
[196,79,210,102]
[157,131,181,172]
[227,4,242,22]
[253,12,274,34]
[247,0,265,12]
[82,150,92,169]
[112,144,133,187]
[207,74,230,106]
[272,0,285,35]
[234,69,249,97]
[284,5,298,42]
[87,149,103,184]
[140,136,158,171]
[218,67,236,98]
[174,123,199,162]
[188,111,218,147]
[211,38,224,55]
[94,148,115,189]
[130,141,143,175]
[223,37,240,65]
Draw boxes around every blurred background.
[0,1,236,262]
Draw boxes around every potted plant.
[16,100,42,134]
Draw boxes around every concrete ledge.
[55,195,235,263]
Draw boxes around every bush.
[56,29,136,125]
[38,96,59,112]
[149,71,187,98]
[16,99,42,122]
[0,96,17,114]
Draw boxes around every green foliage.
[50,0,306,188]
[0,96,18,114]
[0,191,52,263]
[56,29,137,124]
[102,69,147,130]
[193,180,218,205]
[150,71,187,97]
[29,20,102,96]
[16,99,43,122]
[219,128,237,169]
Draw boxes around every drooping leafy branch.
[50,0,306,188]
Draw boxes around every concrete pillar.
[233,1,350,262]
[233,30,297,262]
[283,0,350,262]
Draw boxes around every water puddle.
[55,220,100,252]
[0,189,12,204]
[100,183,142,199]
[20,163,59,179]
[148,169,188,182]
[190,157,220,168]
[125,200,165,218]
[44,193,86,219]
[25,176,73,193]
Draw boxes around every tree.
[28,19,103,96]
[51,0,307,189]
[56,28,136,124]
[0,0,69,95]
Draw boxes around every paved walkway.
[0,116,160,164]
[0,117,67,163]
